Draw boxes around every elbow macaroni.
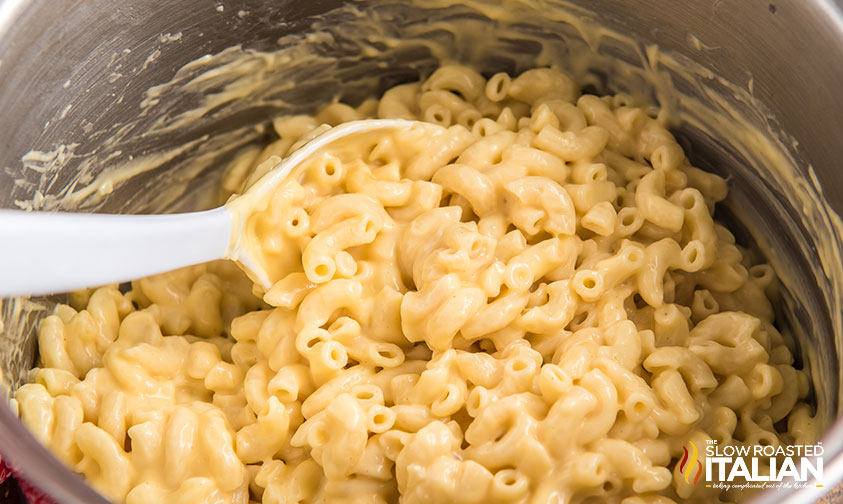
[15,65,816,504]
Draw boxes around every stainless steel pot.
[0,1,841,503]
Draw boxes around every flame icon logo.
[680,441,703,486]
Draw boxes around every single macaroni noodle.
[14,65,816,504]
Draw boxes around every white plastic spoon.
[0,119,417,297]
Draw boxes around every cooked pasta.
[14,65,815,504]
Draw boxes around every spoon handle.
[0,207,231,297]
